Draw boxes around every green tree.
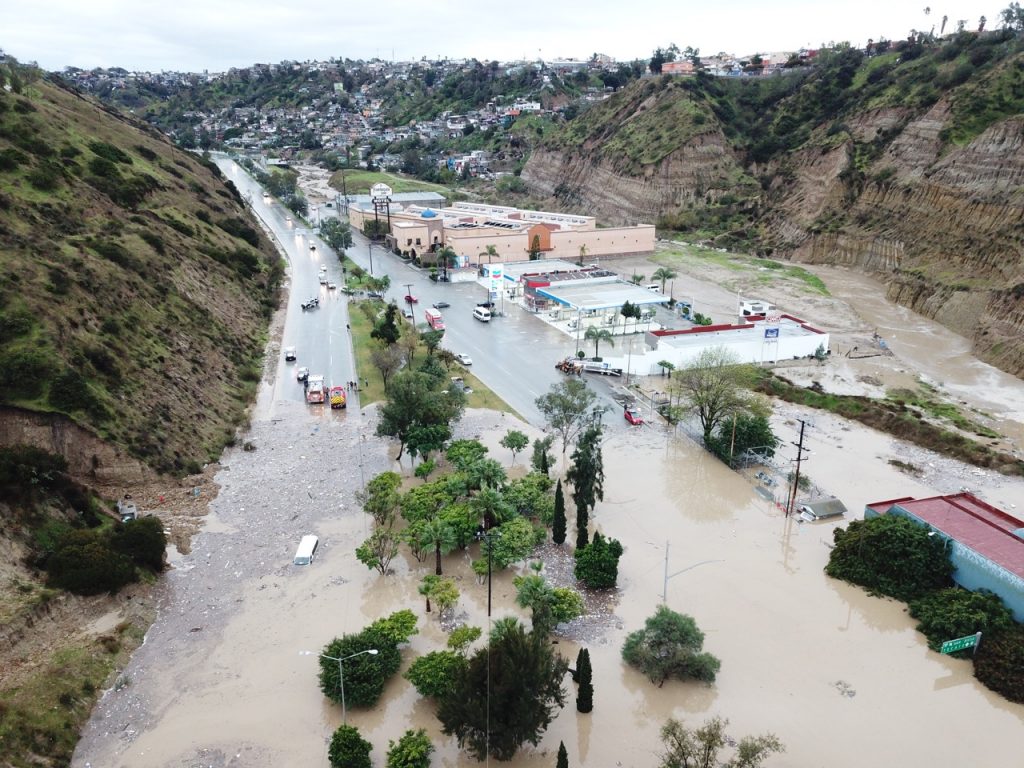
[405,650,468,699]
[387,729,434,768]
[622,605,721,686]
[446,439,489,471]
[567,424,604,549]
[438,619,568,761]
[421,328,445,355]
[320,218,354,250]
[486,517,542,569]
[500,429,529,464]
[657,360,676,378]
[356,527,400,575]
[479,244,499,265]
[557,741,569,768]
[651,266,677,293]
[672,347,758,443]
[319,612,415,708]
[909,588,1015,653]
[825,515,954,602]
[371,344,406,391]
[419,517,459,575]
[973,624,1024,704]
[535,379,599,456]
[552,479,567,545]
[371,303,401,345]
[46,530,136,595]
[328,724,372,768]
[110,516,166,571]
[448,625,483,653]
[531,435,555,474]
[574,532,623,589]
[658,716,784,768]
[706,409,777,466]
[575,647,593,713]
[420,574,459,618]
[359,471,402,527]
[620,300,642,333]
[584,325,614,358]
[528,234,542,260]
[377,370,466,461]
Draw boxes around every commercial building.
[866,493,1024,621]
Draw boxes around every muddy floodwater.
[72,390,1024,767]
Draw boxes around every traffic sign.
[940,632,981,654]
[764,327,779,339]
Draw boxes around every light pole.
[302,648,379,723]
[661,540,723,604]
[475,527,501,617]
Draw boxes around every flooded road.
[73,398,1024,767]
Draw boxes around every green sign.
[940,633,981,654]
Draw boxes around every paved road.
[220,156,636,430]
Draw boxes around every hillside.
[524,30,1024,378]
[0,72,281,477]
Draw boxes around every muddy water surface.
[73,396,1024,768]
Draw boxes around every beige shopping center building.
[348,200,655,266]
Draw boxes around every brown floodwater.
[73,408,1024,768]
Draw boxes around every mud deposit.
[70,391,1024,768]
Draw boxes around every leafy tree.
[651,266,677,293]
[576,648,593,713]
[377,370,466,461]
[825,515,954,602]
[371,303,402,345]
[471,485,513,528]
[356,527,400,575]
[706,409,777,466]
[535,379,599,456]
[464,458,508,492]
[584,326,614,358]
[503,472,554,522]
[557,741,569,768]
[319,612,416,708]
[622,605,721,686]
[438,620,568,761]
[446,439,489,470]
[359,471,402,526]
[973,624,1024,704]
[672,347,758,443]
[421,328,445,355]
[448,625,483,653]
[387,729,434,768]
[574,532,623,589]
[531,435,555,474]
[552,479,567,545]
[320,217,354,250]
[486,517,543,569]
[328,724,372,768]
[371,344,406,391]
[110,516,166,571]
[401,477,460,523]
[620,300,643,333]
[909,588,1014,653]
[567,425,604,549]
[405,650,467,698]
[420,573,459,618]
[46,530,136,595]
[658,716,783,768]
[500,429,529,464]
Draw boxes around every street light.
[301,648,378,723]
[661,540,723,604]
[474,527,501,617]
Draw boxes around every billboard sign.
[764,327,780,339]
[487,264,504,293]
[370,182,393,202]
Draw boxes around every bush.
[386,728,434,768]
[46,529,136,595]
[328,724,372,768]
[319,611,417,708]
[574,532,623,589]
[405,650,467,699]
[0,346,57,400]
[825,515,954,602]
[973,624,1024,704]
[909,588,1015,653]
[622,605,721,685]
[88,141,132,165]
[110,516,166,571]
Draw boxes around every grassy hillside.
[0,70,282,474]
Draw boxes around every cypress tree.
[576,648,593,713]
[575,505,589,550]
[556,740,569,768]
[552,479,566,545]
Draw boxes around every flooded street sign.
[940,632,981,655]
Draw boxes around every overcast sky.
[1,0,1004,72]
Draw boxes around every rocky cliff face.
[522,56,1024,378]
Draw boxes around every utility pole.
[786,419,809,517]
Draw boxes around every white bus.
[293,535,319,565]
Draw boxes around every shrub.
[909,588,1015,653]
[386,728,433,768]
[328,724,372,768]
[574,532,623,589]
[27,161,63,191]
[88,140,132,165]
[0,307,36,343]
[404,650,467,699]
[825,515,954,602]
[46,529,136,595]
[0,346,57,400]
[622,605,721,685]
[973,624,1024,704]
[319,611,417,708]
[0,147,28,172]
[110,516,166,571]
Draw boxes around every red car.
[624,407,644,425]
[404,294,418,304]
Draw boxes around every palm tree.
[479,244,499,266]
[584,326,614,358]
[419,517,458,575]
[629,273,645,285]
[651,266,677,294]
[437,245,457,281]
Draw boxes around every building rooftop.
[868,493,1024,580]
[535,280,668,311]
[652,315,825,350]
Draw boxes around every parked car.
[403,308,414,319]
[296,366,309,383]
[301,297,319,310]
[310,244,316,251]
[432,301,451,309]
[284,346,297,361]
[367,291,384,300]
[455,353,473,366]
[477,301,495,309]
[624,407,644,426]
[327,282,337,290]
[404,294,419,304]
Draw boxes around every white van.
[293,535,319,565]
[472,306,491,322]
[645,284,661,292]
